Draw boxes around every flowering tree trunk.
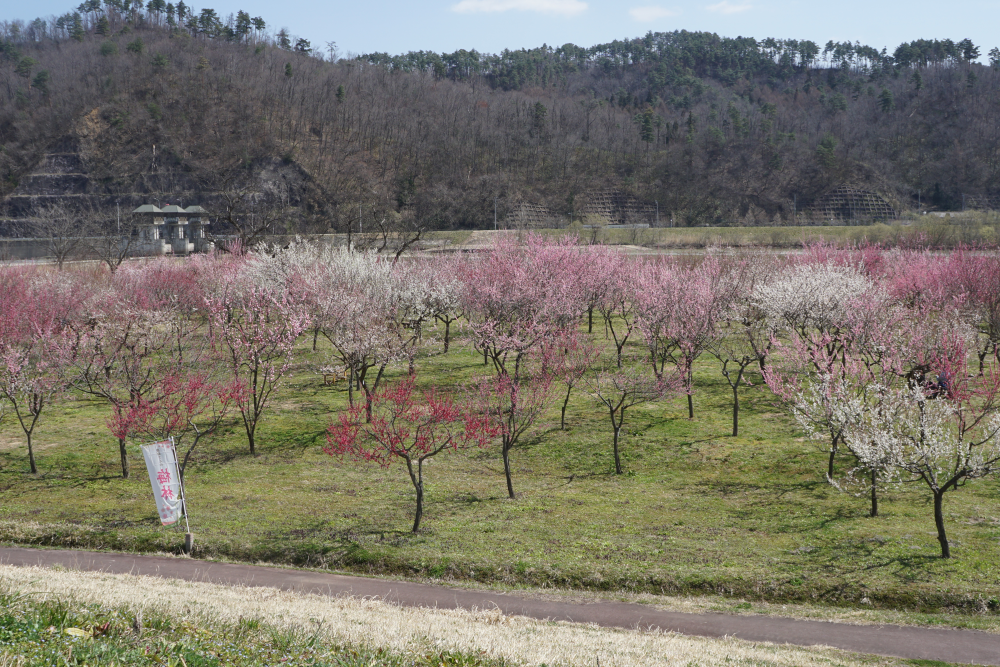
[588,356,678,474]
[209,281,307,457]
[637,258,724,420]
[0,272,83,475]
[108,371,237,484]
[477,369,554,498]
[75,260,208,478]
[461,235,588,496]
[7,392,43,474]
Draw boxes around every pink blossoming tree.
[206,262,308,456]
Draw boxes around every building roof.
[185,205,207,214]
[133,204,162,214]
[160,204,187,214]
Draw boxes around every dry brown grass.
[0,564,903,666]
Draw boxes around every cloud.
[706,1,752,14]
[451,0,588,16]
[628,6,680,21]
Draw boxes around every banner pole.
[172,437,193,552]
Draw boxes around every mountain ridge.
[1,6,997,234]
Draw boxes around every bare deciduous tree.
[211,168,290,250]
[82,204,138,274]
[29,203,85,270]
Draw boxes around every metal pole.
[655,200,659,226]
[359,201,362,234]
[116,200,120,233]
[494,197,497,230]
[173,437,191,535]
[171,436,193,554]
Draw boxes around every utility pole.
[655,200,659,227]
[359,201,362,234]
[494,197,497,231]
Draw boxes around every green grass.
[324,216,1000,252]
[3,326,1000,621]
[0,585,494,666]
[512,215,1000,249]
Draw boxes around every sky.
[12,0,1000,61]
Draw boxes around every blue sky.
[13,0,999,61]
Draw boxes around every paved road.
[2,547,998,665]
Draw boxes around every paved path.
[2,547,998,666]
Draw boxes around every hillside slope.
[1,8,998,232]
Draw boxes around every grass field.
[327,215,1000,254]
[2,322,1000,621]
[409,214,1000,250]
[591,215,999,249]
[1,565,917,667]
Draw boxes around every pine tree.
[277,29,291,50]
[532,101,547,135]
[636,107,655,144]
[70,13,85,41]
[878,87,894,112]
[958,38,980,63]
[816,134,838,169]
[32,70,50,95]
[235,11,251,41]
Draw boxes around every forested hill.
[1,4,999,234]
[362,33,989,95]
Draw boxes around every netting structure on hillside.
[505,202,558,229]
[963,194,1000,211]
[579,189,657,226]
[805,186,897,224]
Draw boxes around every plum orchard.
[0,238,999,550]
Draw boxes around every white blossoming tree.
[752,261,875,339]
[842,377,1000,558]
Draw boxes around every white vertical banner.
[141,438,187,527]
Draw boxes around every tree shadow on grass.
[816,536,949,583]
[69,474,129,486]
[259,428,328,456]
[674,435,725,452]
[191,445,254,467]
[864,553,946,580]
[252,520,429,568]
[699,478,824,501]
[98,516,161,529]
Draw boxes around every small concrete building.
[133,204,212,255]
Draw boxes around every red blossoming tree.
[326,377,493,532]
